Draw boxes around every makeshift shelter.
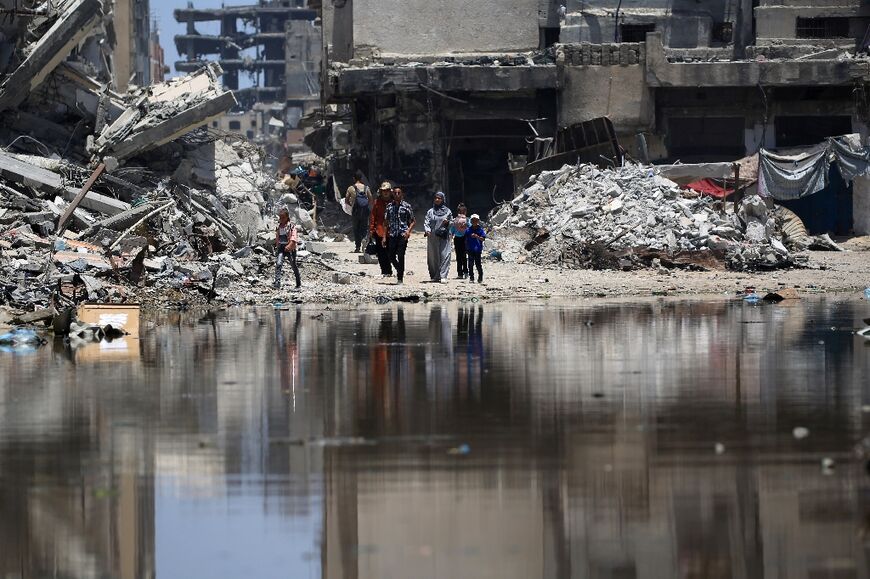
[757,135,870,235]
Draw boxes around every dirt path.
[262,235,870,304]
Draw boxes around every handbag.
[435,221,450,238]
[365,238,378,255]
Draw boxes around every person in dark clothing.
[345,170,372,252]
[466,214,487,284]
[274,207,301,289]
[384,187,415,285]
[369,181,393,276]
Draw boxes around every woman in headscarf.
[424,191,453,283]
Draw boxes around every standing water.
[1,298,869,579]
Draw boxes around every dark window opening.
[713,22,733,43]
[228,120,241,130]
[667,117,745,161]
[251,120,257,128]
[775,115,852,148]
[541,27,560,48]
[796,17,850,39]
[212,121,218,128]
[620,23,655,43]
[246,130,254,139]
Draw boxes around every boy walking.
[466,214,487,284]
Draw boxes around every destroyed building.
[0,0,342,316]
[319,0,561,210]
[175,0,322,161]
[318,0,870,228]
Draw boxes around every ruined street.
[3,0,870,577]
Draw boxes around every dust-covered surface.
[131,236,869,308]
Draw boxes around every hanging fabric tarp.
[758,144,829,201]
[830,136,870,182]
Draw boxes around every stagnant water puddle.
[1,298,870,578]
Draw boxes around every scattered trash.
[76,304,140,337]
[0,328,46,352]
[714,443,726,455]
[447,443,471,456]
[821,457,835,475]
[762,288,800,302]
[393,295,422,303]
[864,288,870,300]
[792,426,810,440]
[743,293,762,304]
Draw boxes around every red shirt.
[369,197,389,238]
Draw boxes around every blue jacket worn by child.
[466,224,486,253]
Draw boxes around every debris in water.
[792,427,810,440]
[448,443,471,456]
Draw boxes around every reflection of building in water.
[145,308,323,513]
[0,386,155,578]
[320,301,870,579]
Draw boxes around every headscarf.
[432,191,449,217]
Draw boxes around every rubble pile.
[0,54,339,318]
[490,163,807,271]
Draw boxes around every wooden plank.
[57,162,105,234]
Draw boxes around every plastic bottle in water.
[865,288,870,300]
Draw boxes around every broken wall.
[557,44,653,134]
[853,174,870,235]
[352,0,540,56]
[755,0,868,45]
[562,0,737,47]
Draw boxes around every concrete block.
[0,0,102,111]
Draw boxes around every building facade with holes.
[316,0,870,217]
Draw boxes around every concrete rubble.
[0,18,346,325]
[490,162,819,272]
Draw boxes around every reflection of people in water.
[425,306,455,398]
[456,306,485,399]
[363,308,413,427]
[274,308,301,408]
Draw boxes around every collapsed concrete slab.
[91,63,238,161]
[0,152,129,216]
[0,0,103,112]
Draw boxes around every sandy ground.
[251,234,870,304]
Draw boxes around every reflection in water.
[1,299,869,578]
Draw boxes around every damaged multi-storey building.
[174,0,322,163]
[319,0,870,225]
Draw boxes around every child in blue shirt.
[465,214,487,283]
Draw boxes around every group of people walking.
[346,174,487,286]
[423,192,487,283]
[273,173,487,289]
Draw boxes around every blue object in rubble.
[0,329,45,353]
